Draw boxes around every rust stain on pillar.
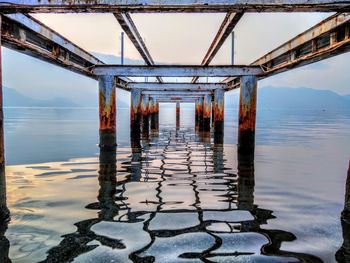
[197,97,204,131]
[99,75,116,149]
[131,89,141,124]
[150,97,158,131]
[141,95,150,136]
[213,89,225,144]
[203,94,211,131]
[238,75,257,152]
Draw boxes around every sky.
[2,12,350,106]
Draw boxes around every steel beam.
[225,12,350,90]
[192,11,243,83]
[114,13,162,83]
[99,75,117,149]
[1,14,130,90]
[93,65,263,77]
[1,1,349,13]
[127,82,226,91]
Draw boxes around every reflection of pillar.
[131,89,141,137]
[213,143,224,174]
[238,76,257,153]
[203,94,211,131]
[213,89,225,144]
[150,97,158,132]
[98,147,118,221]
[237,151,255,211]
[176,102,180,130]
[336,161,350,262]
[141,95,149,137]
[99,75,116,150]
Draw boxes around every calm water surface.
[1,106,350,262]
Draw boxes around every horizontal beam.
[113,12,163,83]
[128,82,226,91]
[192,11,243,83]
[1,14,130,90]
[142,91,211,96]
[156,99,196,103]
[1,1,349,13]
[225,12,350,90]
[93,65,263,77]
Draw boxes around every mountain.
[226,87,350,111]
[3,87,79,107]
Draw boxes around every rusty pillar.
[238,75,257,153]
[176,101,180,130]
[141,94,150,137]
[203,94,212,131]
[98,75,116,150]
[336,161,350,262]
[150,97,158,132]
[197,97,204,131]
[195,98,199,129]
[130,89,142,137]
[213,89,225,144]
[155,102,159,131]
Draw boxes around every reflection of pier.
[35,128,323,262]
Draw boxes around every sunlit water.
[1,105,350,262]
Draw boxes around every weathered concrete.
[149,97,158,132]
[238,75,257,152]
[98,75,116,149]
[0,16,4,173]
[203,94,212,131]
[141,94,150,136]
[213,89,225,144]
[196,97,204,131]
[131,89,142,137]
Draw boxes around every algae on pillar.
[238,75,257,152]
[98,75,116,149]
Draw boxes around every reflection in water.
[336,161,350,263]
[0,165,11,263]
[23,127,325,262]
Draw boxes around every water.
[1,106,350,262]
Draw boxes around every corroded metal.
[141,94,150,135]
[113,13,162,83]
[99,75,116,149]
[149,97,158,132]
[213,89,225,144]
[196,97,204,130]
[93,65,264,77]
[130,89,142,136]
[192,11,243,83]
[1,1,349,13]
[238,75,257,152]
[203,94,212,131]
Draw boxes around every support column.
[150,97,158,132]
[155,102,159,131]
[195,98,199,129]
[98,75,116,150]
[203,94,211,131]
[176,101,180,130]
[213,89,225,144]
[130,89,141,136]
[141,94,150,137]
[238,76,257,153]
[197,97,204,131]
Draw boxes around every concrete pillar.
[150,97,158,132]
[203,94,212,131]
[195,98,199,129]
[238,76,257,153]
[0,15,4,174]
[155,102,159,131]
[141,94,150,137]
[98,75,116,150]
[176,101,180,130]
[196,97,204,131]
[130,89,141,136]
[213,89,225,144]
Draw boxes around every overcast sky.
[2,12,350,106]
